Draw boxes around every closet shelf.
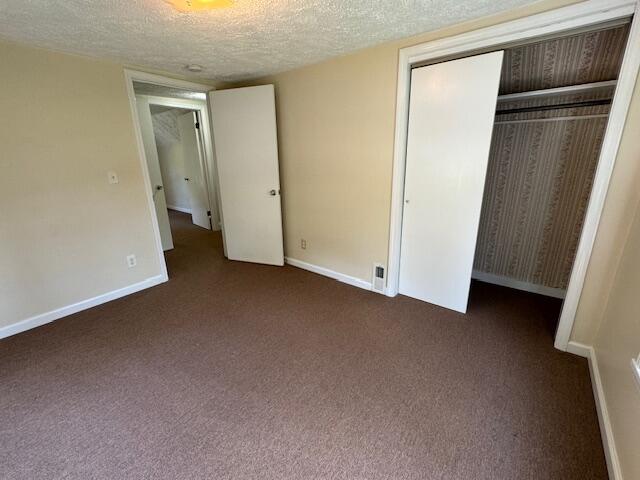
[497,80,617,103]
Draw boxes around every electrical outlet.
[126,254,137,268]
[301,239,307,250]
[108,171,119,184]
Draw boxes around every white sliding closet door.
[399,51,504,313]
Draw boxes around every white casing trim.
[385,0,640,355]
[123,69,222,275]
[472,270,566,299]
[285,257,372,291]
[568,341,623,480]
[167,205,193,214]
[632,356,640,393]
[0,275,166,340]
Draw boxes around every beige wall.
[594,197,640,480]
[0,40,162,327]
[232,0,640,348]
[262,45,398,280]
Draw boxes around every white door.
[177,111,211,230]
[399,51,504,313]
[208,85,284,266]
[136,97,174,251]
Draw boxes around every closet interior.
[471,20,630,305]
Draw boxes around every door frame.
[385,0,640,352]
[137,94,219,231]
[123,69,219,281]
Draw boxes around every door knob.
[184,177,190,182]
[269,189,278,196]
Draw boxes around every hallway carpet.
[1,211,607,479]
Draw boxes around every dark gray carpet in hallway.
[0,210,607,479]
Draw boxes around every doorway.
[133,81,220,253]
[386,0,640,351]
[125,71,286,280]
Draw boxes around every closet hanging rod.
[497,80,617,103]
[494,113,609,125]
[496,98,611,116]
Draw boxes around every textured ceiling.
[0,0,536,82]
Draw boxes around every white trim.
[555,2,640,352]
[141,94,206,110]
[385,0,640,355]
[123,69,214,92]
[569,343,624,480]
[566,340,592,358]
[167,205,192,214]
[285,257,372,291]
[0,275,165,340]
[496,80,617,102]
[124,69,221,276]
[124,70,170,281]
[632,355,640,393]
[472,270,566,299]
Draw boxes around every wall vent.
[372,263,386,294]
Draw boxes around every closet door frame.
[385,0,640,353]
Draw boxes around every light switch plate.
[108,171,119,184]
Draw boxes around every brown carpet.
[1,210,607,480]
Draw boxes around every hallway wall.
[152,108,192,212]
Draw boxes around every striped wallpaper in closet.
[472,24,629,291]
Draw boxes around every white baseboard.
[285,257,372,291]
[472,270,566,299]
[566,340,591,358]
[568,341,623,480]
[167,205,192,214]
[0,274,167,340]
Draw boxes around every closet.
[398,21,630,314]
